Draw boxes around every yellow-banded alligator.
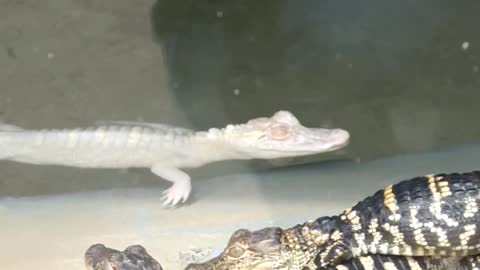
[185,171,480,270]
[185,227,480,270]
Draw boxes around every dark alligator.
[85,243,163,270]
[185,171,480,270]
[185,227,480,270]
[85,171,480,270]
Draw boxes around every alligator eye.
[227,246,245,258]
[270,125,289,141]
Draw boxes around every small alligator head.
[185,218,338,270]
[220,111,350,159]
[85,243,163,270]
[185,227,287,270]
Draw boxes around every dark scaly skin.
[184,228,480,270]
[313,171,480,267]
[186,171,480,270]
[85,243,163,270]
[322,254,479,270]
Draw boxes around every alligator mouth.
[277,139,350,155]
[185,258,222,270]
[328,139,350,151]
[185,262,277,270]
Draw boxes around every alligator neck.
[280,216,340,269]
[189,129,252,165]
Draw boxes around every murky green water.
[151,0,480,160]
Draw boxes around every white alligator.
[0,111,350,206]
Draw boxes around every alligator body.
[323,254,470,270]
[187,171,480,270]
[0,111,349,206]
[323,254,480,270]
[312,171,480,267]
[184,227,480,270]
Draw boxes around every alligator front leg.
[151,165,192,207]
[317,246,480,269]
[463,254,480,269]
[315,239,353,268]
[319,254,465,270]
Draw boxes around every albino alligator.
[84,242,479,270]
[0,111,349,206]
[183,171,480,269]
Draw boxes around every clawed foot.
[150,165,193,207]
[161,182,191,207]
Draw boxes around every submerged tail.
[0,123,24,131]
[0,122,27,160]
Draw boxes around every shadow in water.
[150,0,480,161]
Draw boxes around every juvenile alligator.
[185,171,480,269]
[185,227,480,270]
[0,111,349,206]
[85,243,163,270]
[84,242,479,270]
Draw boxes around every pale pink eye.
[270,125,289,140]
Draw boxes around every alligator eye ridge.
[227,246,245,258]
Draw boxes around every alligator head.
[85,243,163,270]
[214,110,350,159]
[185,227,287,270]
[185,217,339,270]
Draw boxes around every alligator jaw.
[184,227,291,270]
